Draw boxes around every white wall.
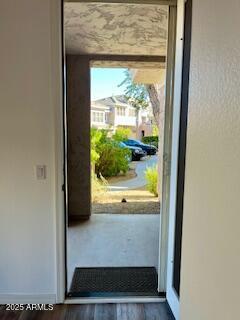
[0,0,63,302]
[180,0,240,319]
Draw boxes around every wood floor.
[0,303,175,320]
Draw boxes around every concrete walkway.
[108,155,158,191]
[67,214,160,288]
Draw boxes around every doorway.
[66,57,166,298]
[62,0,184,304]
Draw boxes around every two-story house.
[91,95,154,139]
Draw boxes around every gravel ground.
[92,186,160,214]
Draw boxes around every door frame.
[165,0,192,318]
[165,0,185,317]
[65,53,166,298]
[53,0,191,308]
[158,4,177,293]
[172,0,192,298]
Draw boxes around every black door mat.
[68,267,163,297]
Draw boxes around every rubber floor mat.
[69,267,159,297]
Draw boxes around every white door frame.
[50,0,66,304]
[158,4,177,293]
[165,0,185,318]
[53,0,187,308]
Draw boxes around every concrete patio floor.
[67,213,160,289]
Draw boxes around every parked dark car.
[124,139,157,155]
[119,142,147,161]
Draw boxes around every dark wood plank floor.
[0,303,175,320]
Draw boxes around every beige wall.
[0,0,62,301]
[180,0,240,319]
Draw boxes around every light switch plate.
[36,165,47,180]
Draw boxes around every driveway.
[108,155,158,191]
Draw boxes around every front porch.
[67,214,160,290]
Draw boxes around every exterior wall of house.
[180,0,240,319]
[138,122,153,139]
[0,0,61,302]
[114,115,136,127]
[91,99,154,140]
[137,108,154,139]
[91,101,138,133]
[91,103,110,129]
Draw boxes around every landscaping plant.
[95,140,130,177]
[91,128,102,167]
[112,127,131,142]
[91,128,130,178]
[142,136,159,149]
[145,165,158,197]
[91,171,108,203]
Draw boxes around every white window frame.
[92,111,105,123]
[116,106,126,116]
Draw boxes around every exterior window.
[116,106,126,116]
[92,111,104,123]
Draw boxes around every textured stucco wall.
[180,0,240,319]
[66,55,91,220]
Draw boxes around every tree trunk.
[146,84,165,201]
[136,108,139,139]
[146,84,164,128]
[146,83,165,160]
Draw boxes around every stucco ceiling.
[64,2,168,56]
[131,68,166,84]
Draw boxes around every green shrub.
[91,128,102,165]
[142,136,159,148]
[95,141,130,177]
[145,165,158,197]
[91,128,131,178]
[112,127,131,142]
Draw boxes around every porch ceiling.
[131,68,166,84]
[64,2,168,56]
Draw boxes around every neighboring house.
[91,95,155,139]
[91,101,110,130]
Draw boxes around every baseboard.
[0,294,56,304]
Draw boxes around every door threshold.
[64,295,166,304]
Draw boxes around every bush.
[95,140,130,177]
[90,128,130,178]
[91,128,102,165]
[145,165,158,197]
[112,127,131,142]
[142,135,158,148]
